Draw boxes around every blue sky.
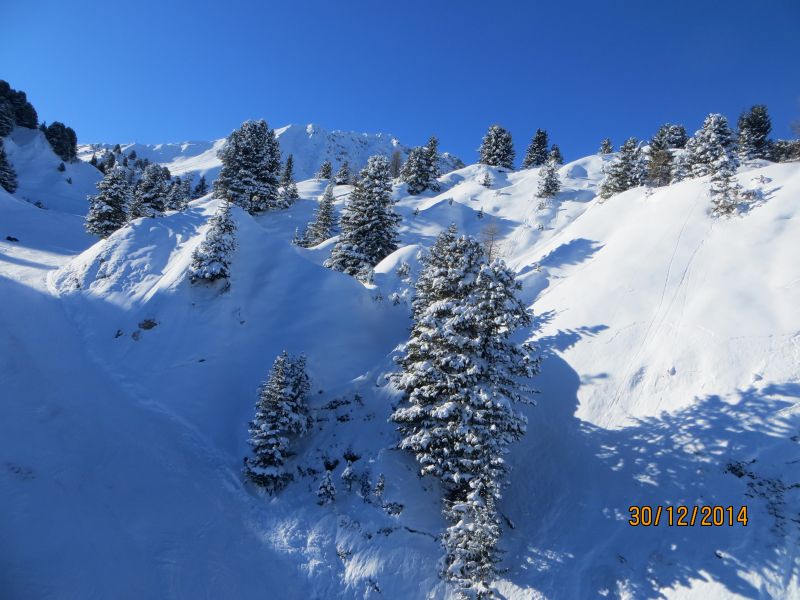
[3,0,799,163]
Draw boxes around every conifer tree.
[165,176,191,211]
[278,154,300,207]
[317,159,333,180]
[479,125,515,169]
[214,119,281,213]
[192,175,209,198]
[650,124,688,151]
[521,129,549,168]
[684,113,738,178]
[0,139,18,194]
[325,155,400,280]
[645,149,674,187]
[85,166,131,237]
[130,163,170,218]
[0,81,38,129]
[709,162,741,217]
[0,98,15,137]
[670,151,690,183]
[317,470,336,505]
[737,105,772,160]
[598,137,645,199]
[89,153,99,169]
[298,184,337,247]
[189,200,236,283]
[390,149,403,178]
[392,227,538,597]
[400,147,429,195]
[424,135,441,191]
[537,157,560,198]
[599,138,613,154]
[334,160,351,185]
[243,352,311,493]
[549,144,564,165]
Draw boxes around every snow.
[2,128,799,599]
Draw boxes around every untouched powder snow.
[1,129,799,599]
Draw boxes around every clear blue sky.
[3,0,799,163]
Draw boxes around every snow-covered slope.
[78,123,464,184]
[2,127,799,599]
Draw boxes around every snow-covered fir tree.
[645,148,673,187]
[325,155,400,281]
[424,135,441,191]
[317,159,332,180]
[243,351,311,493]
[214,119,281,213]
[189,200,236,283]
[684,113,738,178]
[537,157,560,198]
[43,121,78,162]
[164,176,191,211]
[392,227,538,597]
[317,470,336,505]
[479,125,515,169]
[334,160,351,185]
[192,175,209,199]
[480,172,492,188]
[297,184,337,247]
[709,160,741,217]
[400,147,429,195]
[521,129,549,168]
[737,104,772,161]
[549,143,564,165]
[130,163,170,218]
[0,139,17,194]
[599,138,613,154]
[598,137,645,199]
[85,166,131,238]
[650,124,688,151]
[278,154,300,207]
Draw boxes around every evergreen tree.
[0,98,14,137]
[670,151,690,183]
[0,81,38,128]
[400,147,429,195]
[390,149,403,178]
[243,352,311,493]
[423,135,441,191]
[89,153,99,169]
[298,184,337,247]
[645,149,674,187]
[650,124,688,151]
[684,113,738,178]
[317,159,333,180]
[192,175,209,198]
[392,227,537,597]
[709,162,741,217]
[164,176,191,211]
[128,150,137,160]
[278,154,299,207]
[334,160,351,185]
[537,158,560,198]
[102,152,116,173]
[521,129,549,168]
[480,172,492,188]
[85,166,131,238]
[737,104,772,160]
[325,155,400,280]
[0,139,18,194]
[599,138,613,154]
[599,137,645,198]
[214,119,281,213]
[478,125,515,169]
[189,200,236,283]
[317,470,336,505]
[549,144,564,165]
[112,144,122,154]
[130,163,170,218]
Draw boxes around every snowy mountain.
[2,126,799,599]
[77,123,465,183]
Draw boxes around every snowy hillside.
[78,123,464,183]
[2,128,799,600]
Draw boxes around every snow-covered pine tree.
[537,157,560,198]
[298,184,337,247]
[189,200,236,283]
[599,138,613,154]
[392,227,538,597]
[0,98,14,137]
[737,104,772,161]
[43,122,78,162]
[317,159,333,180]
[390,149,403,178]
[684,113,738,178]
[479,125,515,169]
[709,159,741,217]
[130,163,170,218]
[598,137,645,199]
[192,175,209,199]
[164,176,191,211]
[325,155,400,281]
[334,160,351,185]
[317,470,336,505]
[645,149,673,187]
[400,147,429,195]
[424,135,441,191]
[278,154,300,207]
[549,143,564,165]
[521,129,549,168]
[480,172,492,188]
[243,351,311,493]
[650,124,688,151]
[214,119,281,213]
[85,166,131,238]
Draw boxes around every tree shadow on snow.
[499,326,800,599]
